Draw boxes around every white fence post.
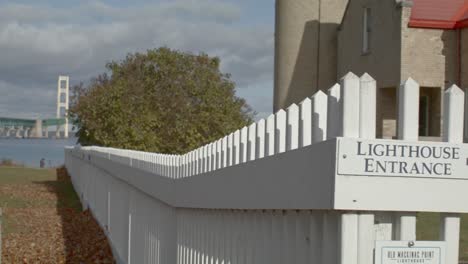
[396,78,419,241]
[357,73,377,264]
[339,72,361,264]
[340,72,360,138]
[398,78,420,141]
[441,85,464,264]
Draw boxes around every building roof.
[409,0,468,29]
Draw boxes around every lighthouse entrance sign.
[337,138,468,179]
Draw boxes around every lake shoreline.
[0,137,77,168]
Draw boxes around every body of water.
[0,137,78,168]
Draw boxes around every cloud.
[0,0,273,120]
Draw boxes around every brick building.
[274,0,468,139]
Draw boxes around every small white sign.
[375,241,445,264]
[337,138,468,179]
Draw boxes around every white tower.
[56,76,69,138]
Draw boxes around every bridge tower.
[56,76,69,138]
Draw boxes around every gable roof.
[409,0,468,29]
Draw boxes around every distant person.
[40,158,45,168]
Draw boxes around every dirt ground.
[0,166,115,263]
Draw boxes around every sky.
[0,0,275,120]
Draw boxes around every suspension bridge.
[0,76,70,139]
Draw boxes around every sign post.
[375,241,445,264]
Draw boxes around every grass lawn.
[417,213,468,260]
[0,166,114,263]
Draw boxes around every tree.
[70,47,255,154]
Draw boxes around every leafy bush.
[70,47,254,154]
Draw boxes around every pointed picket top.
[257,118,266,127]
[266,113,275,127]
[340,72,360,138]
[248,122,257,161]
[327,83,342,140]
[445,84,464,96]
[360,72,375,83]
[443,84,465,143]
[401,77,419,89]
[340,71,360,82]
[312,89,328,143]
[275,109,287,154]
[249,122,257,131]
[398,77,420,141]
[256,118,266,159]
[328,83,341,97]
[359,73,377,139]
[312,89,327,100]
[287,103,299,112]
[300,96,312,106]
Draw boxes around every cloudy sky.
[0,0,275,120]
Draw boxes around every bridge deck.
[0,117,66,128]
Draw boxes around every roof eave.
[408,19,458,29]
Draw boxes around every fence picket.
[441,85,465,264]
[398,78,420,141]
[299,98,312,147]
[266,114,275,156]
[395,78,419,241]
[327,84,341,139]
[248,123,257,162]
[275,110,286,154]
[340,72,360,138]
[233,130,241,165]
[227,133,233,167]
[359,73,376,139]
[221,137,228,169]
[311,91,328,143]
[256,119,266,159]
[240,127,248,163]
[286,104,299,151]
[215,140,222,171]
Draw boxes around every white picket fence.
[65,73,468,264]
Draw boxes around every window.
[362,7,371,54]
